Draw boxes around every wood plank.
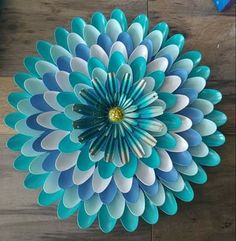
[0,77,17,135]
[148,1,235,240]
[148,0,235,16]
[0,0,148,77]
[147,0,235,81]
[0,1,152,241]
[206,78,235,135]
[0,134,151,241]
[152,135,235,241]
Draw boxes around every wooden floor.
[0,1,235,240]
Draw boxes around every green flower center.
[108,107,124,123]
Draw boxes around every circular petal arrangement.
[5,9,227,233]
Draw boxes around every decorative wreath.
[5,9,227,233]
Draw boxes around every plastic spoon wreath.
[5,9,227,233]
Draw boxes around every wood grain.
[152,135,235,241]
[148,0,235,82]
[0,0,235,241]
[0,0,147,77]
[0,1,152,240]
[0,134,151,241]
[147,1,235,240]
[0,77,17,134]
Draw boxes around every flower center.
[108,107,124,123]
